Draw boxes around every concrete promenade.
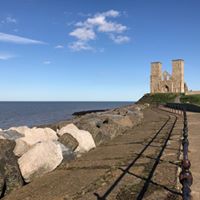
[188,112,200,200]
[3,108,183,200]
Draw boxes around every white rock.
[0,135,5,140]
[14,127,58,157]
[58,123,96,153]
[8,126,30,136]
[0,129,5,139]
[57,123,79,136]
[0,130,23,140]
[18,141,63,183]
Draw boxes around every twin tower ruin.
[150,59,188,94]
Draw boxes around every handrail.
[167,104,193,199]
[179,108,193,200]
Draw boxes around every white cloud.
[69,10,130,51]
[98,22,127,33]
[69,41,93,51]
[1,16,17,24]
[110,35,130,44]
[55,45,64,49]
[43,61,51,65]
[0,32,46,45]
[69,27,96,41]
[6,17,17,24]
[0,53,15,60]
[101,10,120,18]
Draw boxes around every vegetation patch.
[180,94,200,105]
[137,93,179,104]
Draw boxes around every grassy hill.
[137,93,179,104]
[137,93,200,106]
[180,94,200,105]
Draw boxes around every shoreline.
[0,101,134,130]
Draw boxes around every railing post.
[179,109,193,200]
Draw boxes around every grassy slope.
[180,94,200,105]
[137,93,179,104]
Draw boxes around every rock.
[14,139,30,157]
[57,142,76,162]
[73,105,143,146]
[0,135,5,140]
[38,120,72,132]
[111,115,134,128]
[0,139,23,196]
[58,123,79,137]
[74,113,126,145]
[58,133,79,151]
[58,124,96,153]
[18,141,63,183]
[0,130,23,140]
[8,126,29,136]
[14,127,58,157]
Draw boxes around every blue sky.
[0,0,200,101]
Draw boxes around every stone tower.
[150,62,162,93]
[172,59,184,93]
[150,59,187,93]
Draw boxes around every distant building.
[150,59,188,93]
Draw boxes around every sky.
[0,0,200,101]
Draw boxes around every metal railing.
[166,104,193,199]
[179,109,193,200]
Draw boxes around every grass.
[137,93,179,104]
[180,94,200,105]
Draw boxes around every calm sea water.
[0,102,133,129]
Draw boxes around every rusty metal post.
[179,109,193,200]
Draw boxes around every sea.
[0,102,133,129]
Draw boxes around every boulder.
[39,120,72,131]
[57,142,76,162]
[58,124,96,153]
[110,115,134,128]
[73,105,144,146]
[8,126,29,136]
[58,123,79,137]
[58,133,79,151]
[18,141,63,183]
[0,135,5,140]
[0,130,23,140]
[73,114,126,145]
[14,127,58,157]
[0,139,23,196]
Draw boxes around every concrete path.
[3,108,183,200]
[187,112,200,200]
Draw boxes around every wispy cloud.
[69,27,96,41]
[110,34,130,44]
[69,10,130,51]
[55,45,64,49]
[69,41,93,51]
[5,17,17,24]
[0,32,46,45]
[43,61,51,65]
[0,52,15,60]
[1,16,17,24]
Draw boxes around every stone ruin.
[150,59,188,93]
